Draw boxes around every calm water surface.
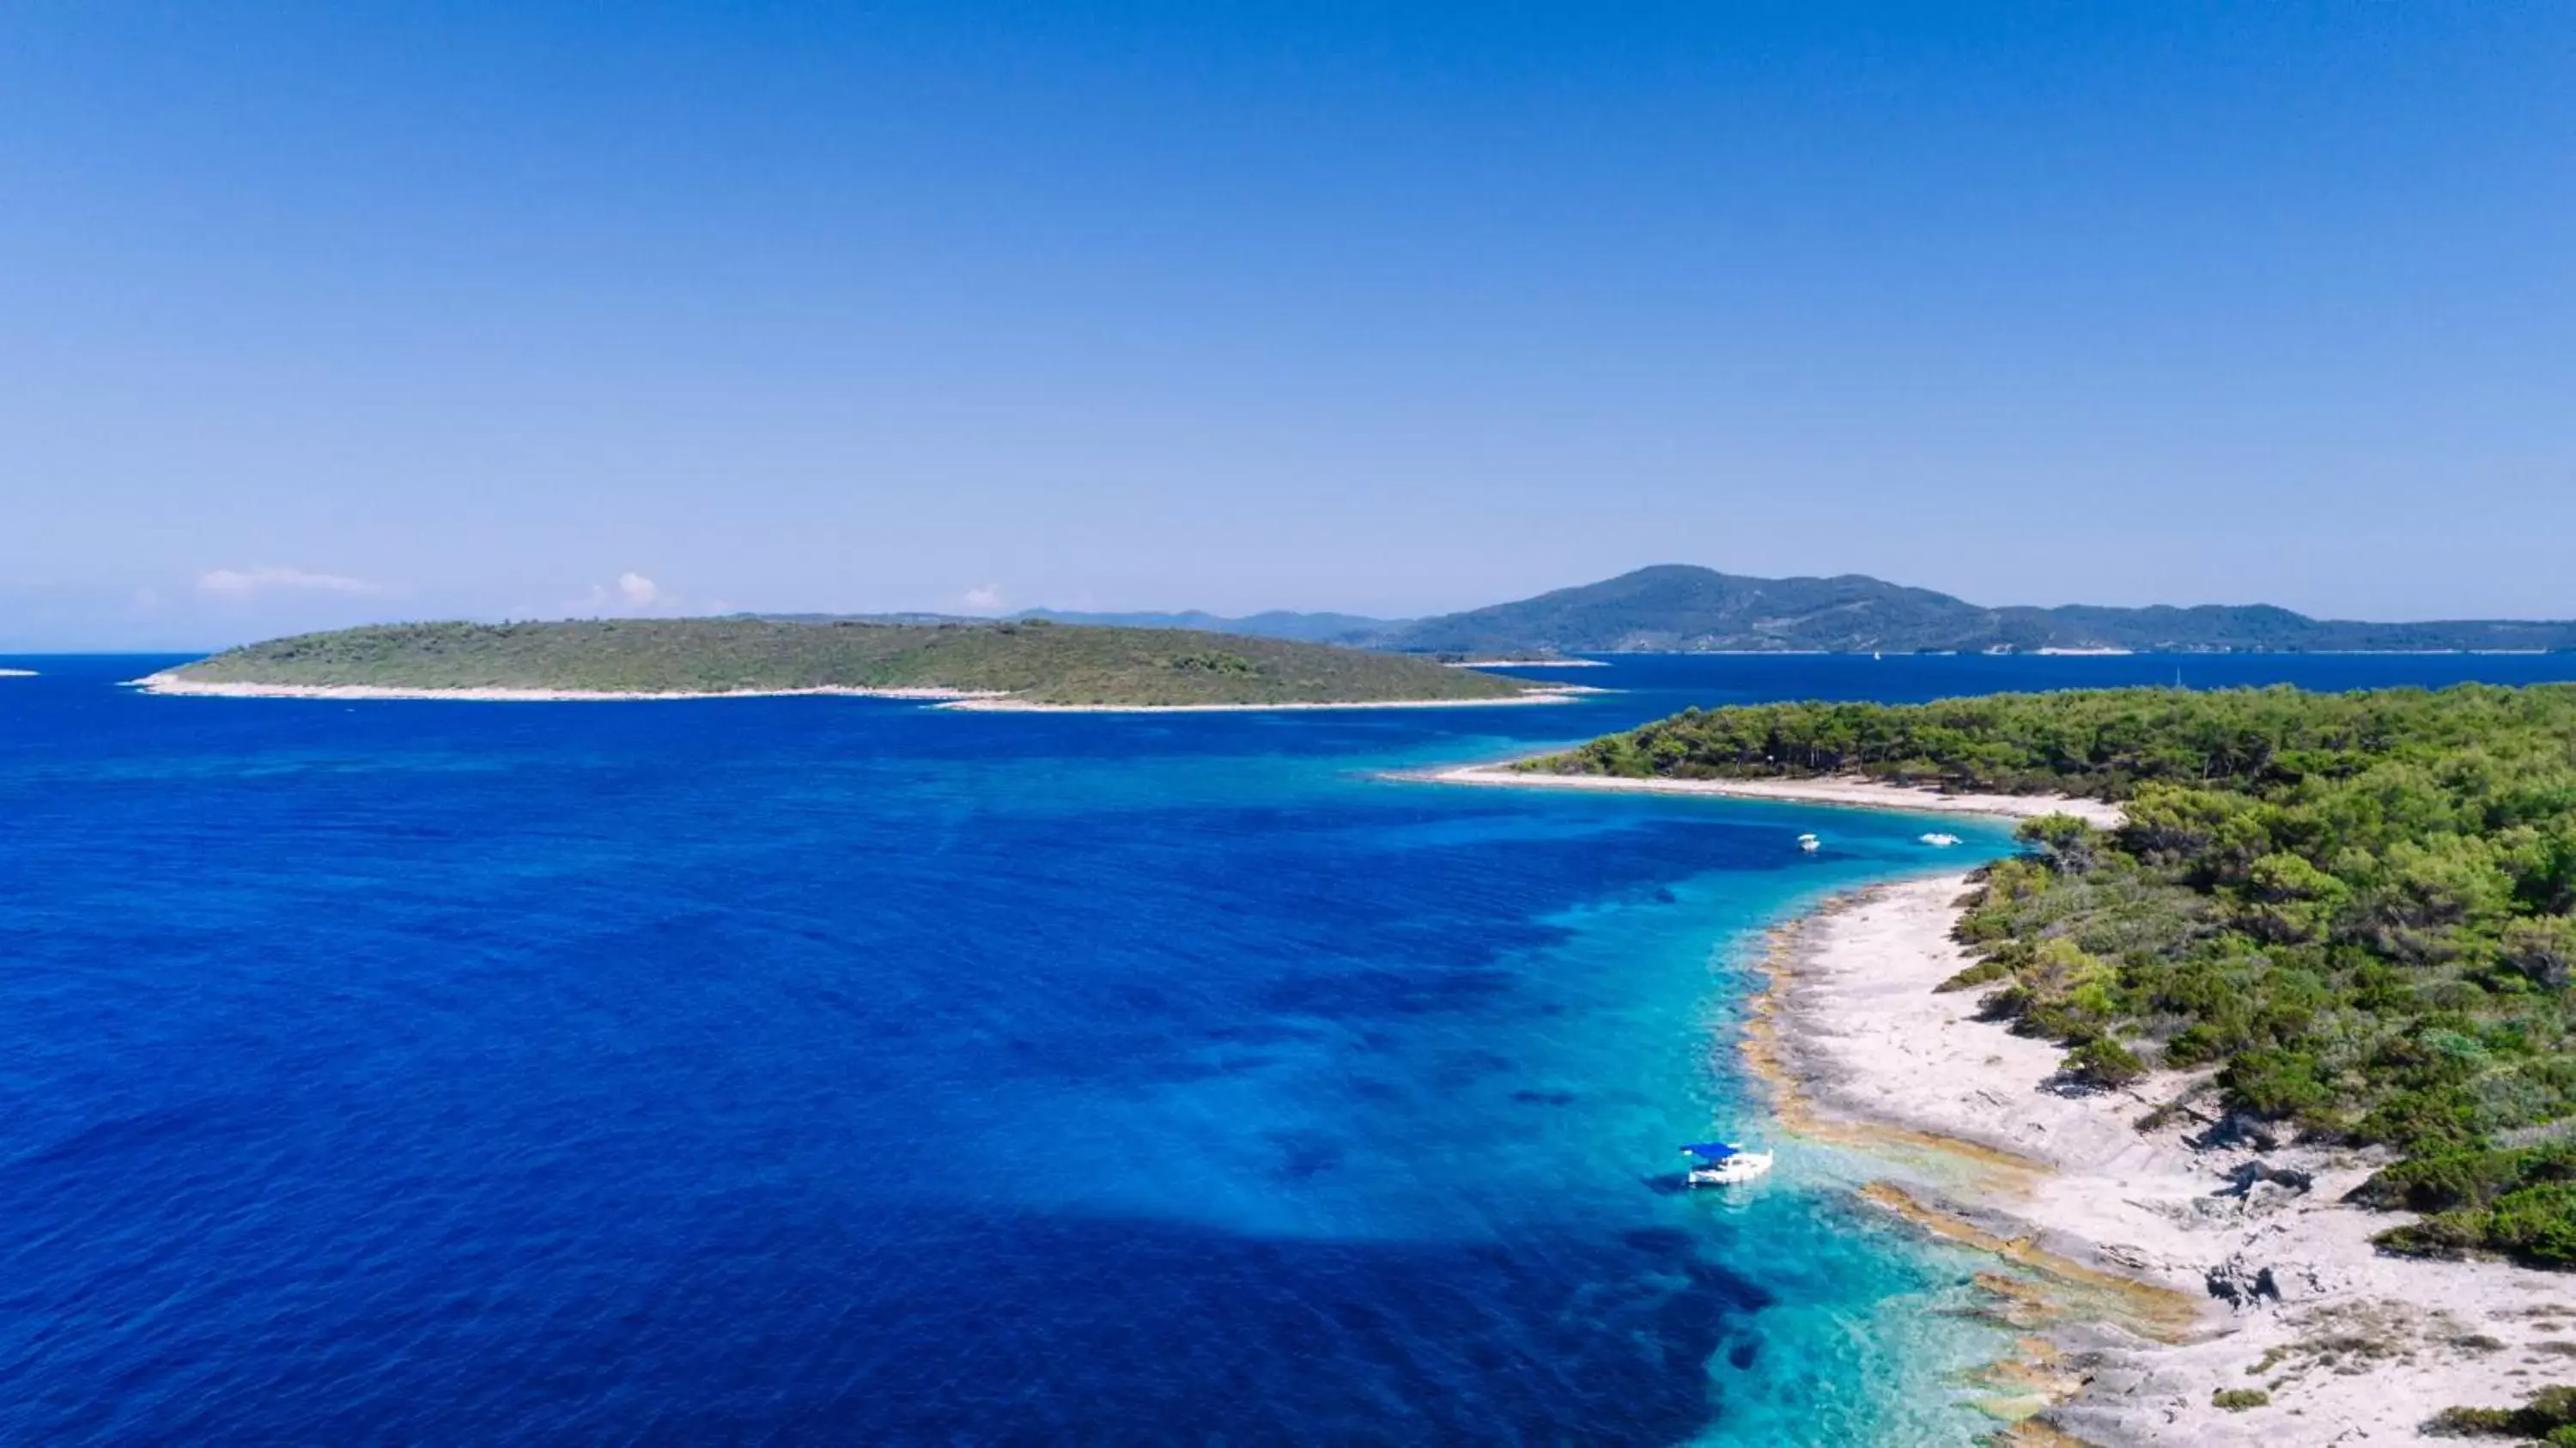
[4,652,2572,1444]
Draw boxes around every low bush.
[1935,959,2010,993]
[2427,1384,2576,1438]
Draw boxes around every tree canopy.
[1535,684,2576,1268]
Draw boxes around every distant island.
[143,619,1559,709]
[761,565,2576,656]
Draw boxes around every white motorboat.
[1919,832,1961,847]
[1680,1141,1774,1185]
[1796,832,1820,854]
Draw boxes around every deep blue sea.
[6,651,2575,1445]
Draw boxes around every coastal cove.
[1490,663,2576,1442]
[6,651,2576,1443]
[19,8,2576,1444]
[1756,877,2576,1445]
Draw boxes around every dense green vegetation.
[168,619,1534,707]
[757,608,1400,645]
[1381,563,2576,654]
[1533,684,2576,1268]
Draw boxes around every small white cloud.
[198,566,381,599]
[963,584,1005,612]
[574,571,683,616]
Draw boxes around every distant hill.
[154,619,1538,708]
[1014,608,1400,645]
[1381,566,2576,655]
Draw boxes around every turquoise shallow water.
[5,650,2573,1443]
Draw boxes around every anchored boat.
[1680,1141,1774,1185]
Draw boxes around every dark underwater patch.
[569,1208,1777,1447]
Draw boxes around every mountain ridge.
[1377,566,2576,655]
[737,569,2571,655]
[1013,608,1397,645]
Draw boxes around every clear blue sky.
[4,3,2570,648]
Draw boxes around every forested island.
[149,619,1546,709]
[1530,684,2576,1269]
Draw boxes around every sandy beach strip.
[1763,873,2571,1445]
[1419,764,2130,828]
[130,673,1005,703]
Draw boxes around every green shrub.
[2479,1183,2576,1269]
[2373,1213,2486,1261]
[2211,1388,2269,1411]
[2427,1384,2576,1438]
[1935,959,2011,993]
[2354,1142,2576,1213]
[2430,1404,2519,1434]
[2018,814,2101,873]
[2067,1036,2147,1088]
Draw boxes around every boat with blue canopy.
[1680,1141,1774,1185]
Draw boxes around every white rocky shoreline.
[128,672,1585,710]
[1415,764,2129,827]
[1771,873,2572,1446]
[127,672,1005,703]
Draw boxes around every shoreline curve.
[937,691,1582,714]
[1757,873,2569,1445]
[1413,764,2129,828]
[128,673,1005,703]
[131,672,1585,712]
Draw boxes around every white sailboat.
[1681,1141,1774,1185]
